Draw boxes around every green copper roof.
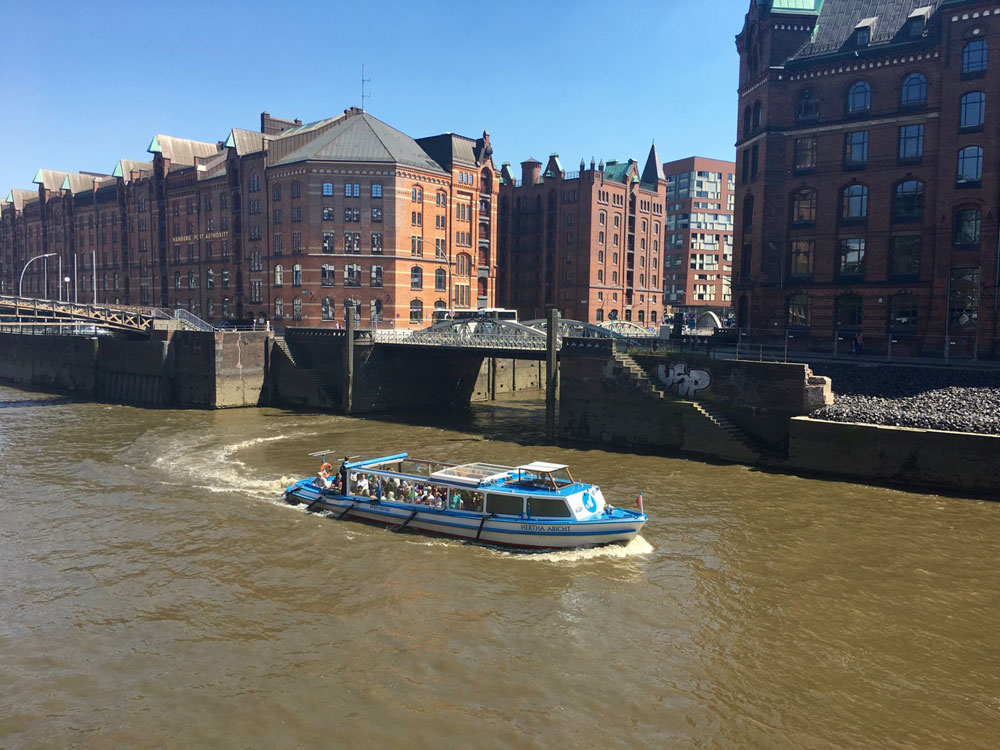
[147,135,162,154]
[223,130,236,149]
[60,176,71,190]
[111,161,123,178]
[769,0,823,13]
[31,169,44,185]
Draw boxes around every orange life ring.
[319,462,334,478]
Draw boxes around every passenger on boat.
[450,492,464,510]
[355,474,371,497]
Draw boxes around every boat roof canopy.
[518,461,569,473]
[430,462,514,487]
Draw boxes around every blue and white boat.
[283,452,647,550]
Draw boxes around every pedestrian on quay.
[853,332,864,356]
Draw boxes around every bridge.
[369,316,656,358]
[0,294,214,334]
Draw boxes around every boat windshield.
[512,462,574,490]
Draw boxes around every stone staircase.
[612,348,768,462]
[612,350,666,398]
[273,335,297,366]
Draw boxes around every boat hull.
[284,482,645,550]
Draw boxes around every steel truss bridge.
[371,316,657,355]
[0,294,215,335]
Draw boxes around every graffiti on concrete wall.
[657,362,712,398]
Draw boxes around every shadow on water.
[0,395,74,409]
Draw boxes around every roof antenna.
[361,64,371,112]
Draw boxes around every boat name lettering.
[520,523,560,532]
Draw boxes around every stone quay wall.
[787,417,1000,497]
[0,330,269,408]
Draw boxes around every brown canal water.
[1,384,997,749]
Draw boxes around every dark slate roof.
[640,143,664,187]
[274,111,446,174]
[415,133,478,170]
[788,0,945,61]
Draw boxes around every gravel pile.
[808,362,1000,435]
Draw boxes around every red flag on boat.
[636,492,644,513]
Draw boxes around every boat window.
[528,497,572,518]
[486,494,524,516]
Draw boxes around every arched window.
[834,294,863,330]
[841,184,869,220]
[291,296,302,320]
[962,39,988,74]
[752,100,762,130]
[292,264,302,286]
[274,264,283,286]
[370,265,383,288]
[787,293,810,328]
[456,253,472,276]
[322,182,334,197]
[900,73,927,107]
[743,106,752,138]
[797,88,819,120]
[959,91,986,129]
[206,298,215,319]
[480,169,492,193]
[409,299,423,324]
[188,270,196,289]
[321,297,335,320]
[291,181,301,199]
[410,266,423,289]
[791,188,817,224]
[889,293,917,331]
[847,81,871,113]
[274,298,283,319]
[957,146,983,184]
[222,297,230,317]
[435,268,446,290]
[789,240,814,277]
[893,180,924,221]
[174,271,181,290]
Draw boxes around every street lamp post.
[19,252,57,298]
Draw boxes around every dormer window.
[908,7,931,37]
[854,17,877,47]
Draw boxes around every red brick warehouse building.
[497,147,667,326]
[662,157,737,327]
[734,0,1000,358]
[0,107,500,329]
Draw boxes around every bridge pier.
[546,308,560,441]
[343,303,354,414]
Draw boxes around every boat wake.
[148,432,316,502]
[503,534,654,562]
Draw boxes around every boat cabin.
[334,454,608,521]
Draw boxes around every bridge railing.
[373,329,547,350]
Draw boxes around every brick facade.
[734,0,1000,358]
[1,107,499,330]
[497,148,666,327]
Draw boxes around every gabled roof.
[4,188,38,211]
[32,169,108,194]
[111,159,153,180]
[787,0,945,61]
[224,128,265,155]
[147,134,220,165]
[273,110,447,174]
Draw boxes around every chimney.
[521,158,541,185]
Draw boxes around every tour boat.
[283,452,647,549]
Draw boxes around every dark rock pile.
[808,362,1000,435]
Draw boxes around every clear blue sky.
[0,0,749,194]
